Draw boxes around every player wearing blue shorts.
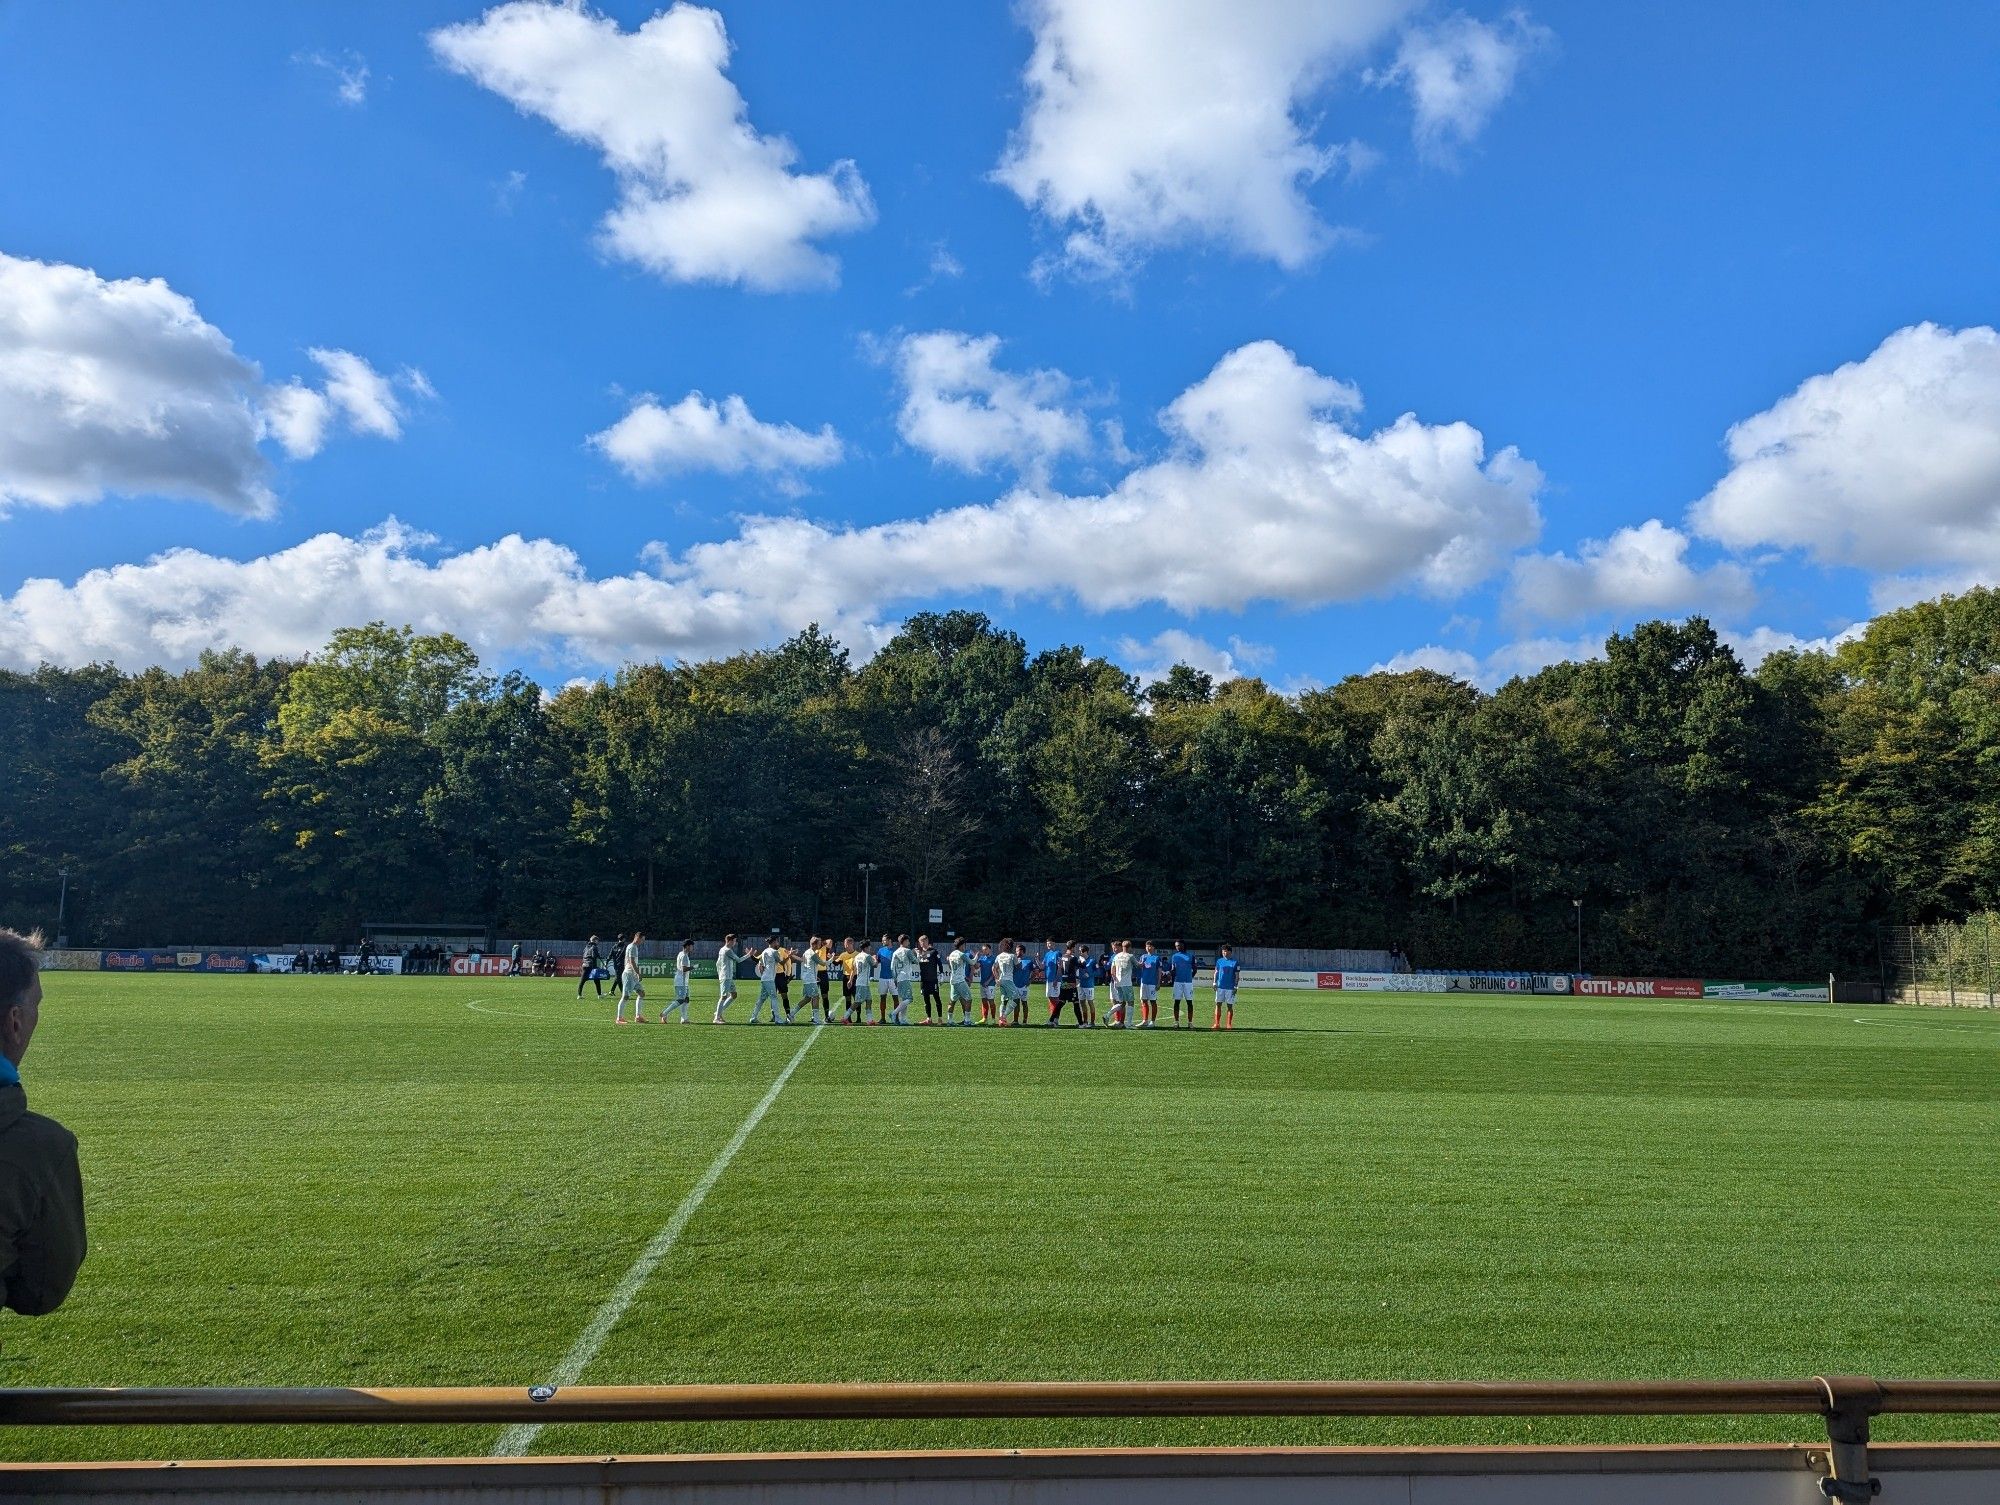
[1169,941,1197,1028]
[1212,944,1240,1030]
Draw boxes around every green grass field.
[4,972,1998,1463]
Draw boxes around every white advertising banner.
[1239,969,1325,990]
[1339,971,1450,993]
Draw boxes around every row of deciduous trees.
[4,587,1997,977]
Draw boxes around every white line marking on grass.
[464,998,610,1021]
[493,1023,825,1457]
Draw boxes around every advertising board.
[1701,980,1832,1002]
[638,959,720,980]
[1440,972,1573,995]
[447,954,514,977]
[102,948,256,973]
[1239,969,1326,990]
[1339,971,1452,993]
[39,949,102,972]
[1574,976,1701,999]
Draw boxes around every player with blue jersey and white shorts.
[1169,941,1197,1029]
[1212,945,1240,1030]
[1137,942,1162,1028]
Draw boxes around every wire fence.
[1879,915,2000,1006]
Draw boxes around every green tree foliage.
[10,593,2000,972]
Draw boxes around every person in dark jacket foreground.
[0,929,85,1315]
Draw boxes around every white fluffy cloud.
[1373,632,1600,689]
[0,521,891,673]
[1117,628,1272,684]
[431,1,873,290]
[590,391,841,486]
[2,341,1543,671]
[0,251,419,516]
[1376,10,1549,160]
[1690,323,2000,598]
[1506,519,1755,624]
[893,331,1091,478]
[691,339,1537,614]
[995,0,1414,273]
[1722,622,1865,668]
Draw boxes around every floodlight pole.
[55,867,69,948]
[858,863,878,936]
[1571,898,1583,976]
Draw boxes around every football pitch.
[5,973,1999,1463]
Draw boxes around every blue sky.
[1,1,1997,687]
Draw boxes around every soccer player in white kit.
[993,939,1020,1025]
[946,941,972,1024]
[795,936,826,1024]
[851,943,878,1022]
[750,940,784,1024]
[1108,940,1135,1028]
[890,935,917,1025]
[666,938,694,1022]
[615,931,647,1023]
[713,934,753,1024]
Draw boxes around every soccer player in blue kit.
[1212,944,1240,1029]
[1169,940,1197,1028]
[1136,942,1162,1028]
[1076,944,1100,1026]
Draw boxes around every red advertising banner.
[1315,972,1343,990]
[446,954,589,977]
[1575,976,1702,999]
[448,955,516,977]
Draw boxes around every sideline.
[493,1022,826,1456]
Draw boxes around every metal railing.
[6,1377,2000,1501]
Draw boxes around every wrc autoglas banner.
[1701,980,1833,1001]
[38,949,103,972]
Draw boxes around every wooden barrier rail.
[7,1378,1999,1501]
[5,1377,2000,1427]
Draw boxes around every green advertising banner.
[638,959,719,980]
[1701,980,1831,1001]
